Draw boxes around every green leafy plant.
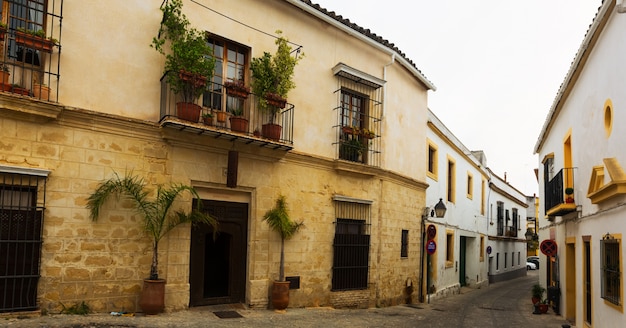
[152,0,214,104]
[60,301,90,315]
[87,172,217,280]
[532,283,545,300]
[250,31,303,123]
[263,195,303,282]
[16,27,58,44]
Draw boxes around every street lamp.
[432,198,447,218]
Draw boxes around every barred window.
[601,235,621,306]
[401,230,408,258]
[332,196,371,291]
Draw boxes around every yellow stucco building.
[0,0,436,313]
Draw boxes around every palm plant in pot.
[152,0,215,123]
[263,195,303,310]
[250,31,303,141]
[87,173,217,315]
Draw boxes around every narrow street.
[2,271,572,328]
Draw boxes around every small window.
[604,99,613,138]
[496,253,499,271]
[445,230,454,267]
[504,253,508,269]
[601,234,621,306]
[447,157,456,203]
[467,172,473,199]
[427,140,438,180]
[401,230,408,258]
[480,236,485,262]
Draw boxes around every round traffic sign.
[426,240,437,255]
[427,224,437,240]
[540,239,558,256]
[486,246,492,255]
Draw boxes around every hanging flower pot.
[224,80,250,99]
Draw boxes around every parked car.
[527,256,540,269]
[526,261,537,270]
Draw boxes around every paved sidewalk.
[1,274,573,328]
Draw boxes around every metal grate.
[601,237,620,305]
[0,168,47,313]
[332,200,371,291]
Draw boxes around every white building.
[424,110,527,301]
[534,1,626,326]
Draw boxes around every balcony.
[0,1,62,107]
[504,226,518,238]
[159,74,294,151]
[545,167,577,217]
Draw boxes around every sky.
[313,0,602,196]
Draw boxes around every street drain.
[213,310,243,319]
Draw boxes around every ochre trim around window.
[604,99,613,138]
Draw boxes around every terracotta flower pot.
[139,279,166,315]
[229,116,249,133]
[271,280,291,310]
[33,83,50,100]
[176,102,202,122]
[262,123,282,141]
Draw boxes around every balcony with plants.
[544,167,577,218]
[0,0,62,114]
[153,1,298,150]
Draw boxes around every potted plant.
[339,137,366,162]
[228,103,248,133]
[15,27,57,53]
[531,283,545,305]
[32,82,51,100]
[152,0,215,123]
[87,173,217,315]
[224,79,250,99]
[0,63,10,89]
[537,299,550,314]
[201,112,213,126]
[0,22,7,41]
[263,195,303,310]
[250,30,303,141]
[11,83,29,96]
[565,187,574,203]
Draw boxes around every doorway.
[459,236,467,286]
[189,200,248,306]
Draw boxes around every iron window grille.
[496,201,504,236]
[0,166,48,313]
[601,235,621,305]
[332,197,371,291]
[333,66,382,167]
[401,230,408,258]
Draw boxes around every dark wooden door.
[189,200,248,306]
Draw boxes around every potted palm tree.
[263,195,303,310]
[87,173,217,315]
[152,0,215,123]
[250,31,303,141]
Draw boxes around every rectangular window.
[601,235,621,306]
[334,64,382,167]
[467,173,473,199]
[584,238,592,324]
[427,140,438,179]
[401,230,408,258]
[447,157,456,203]
[5,0,47,66]
[445,230,454,267]
[204,37,249,115]
[332,200,371,291]
[512,208,519,237]
[0,168,48,312]
[496,201,504,236]
[479,236,485,262]
[338,90,369,164]
[481,179,485,215]
[496,253,499,270]
[511,252,514,267]
[504,252,508,268]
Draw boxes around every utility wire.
[190,0,303,56]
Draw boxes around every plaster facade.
[534,1,626,326]
[0,0,434,314]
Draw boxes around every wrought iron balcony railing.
[544,167,577,217]
[159,74,294,147]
